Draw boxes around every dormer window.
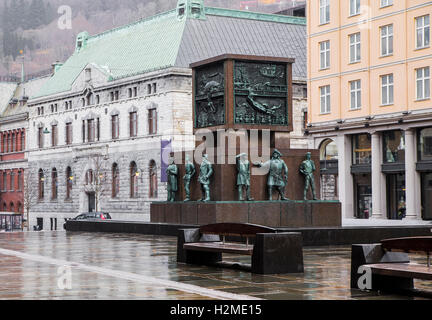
[178,4,185,18]
[85,68,92,83]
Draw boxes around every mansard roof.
[33,5,306,99]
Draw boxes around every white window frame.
[381,74,394,106]
[350,80,362,110]
[349,33,361,63]
[320,85,331,114]
[320,40,330,70]
[319,0,330,25]
[416,67,430,101]
[380,24,393,56]
[416,15,430,49]
[380,0,393,8]
[349,0,360,16]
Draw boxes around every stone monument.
[151,54,341,228]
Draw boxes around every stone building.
[26,0,308,229]
[307,0,432,224]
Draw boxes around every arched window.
[320,139,338,161]
[149,160,158,198]
[2,202,6,211]
[10,202,14,213]
[38,169,45,199]
[52,169,58,199]
[17,202,22,213]
[112,163,120,198]
[130,162,138,198]
[66,167,73,199]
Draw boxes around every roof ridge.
[88,9,177,42]
[204,6,306,25]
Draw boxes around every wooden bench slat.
[199,223,276,238]
[184,242,254,255]
[381,237,432,254]
[368,263,432,280]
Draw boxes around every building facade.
[0,75,49,229]
[307,0,431,223]
[25,0,308,229]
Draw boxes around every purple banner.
[160,139,172,183]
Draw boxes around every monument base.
[150,200,341,228]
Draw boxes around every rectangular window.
[17,171,22,191]
[10,172,14,192]
[416,15,430,49]
[319,0,330,24]
[130,112,138,137]
[82,120,86,143]
[416,67,431,100]
[320,85,331,114]
[3,172,6,192]
[148,109,157,135]
[350,0,360,16]
[51,125,58,147]
[380,0,393,7]
[112,115,119,140]
[87,119,95,143]
[381,24,393,56]
[381,74,394,105]
[349,33,361,63]
[353,133,372,165]
[66,123,73,145]
[96,118,100,141]
[350,80,362,110]
[320,40,330,69]
[38,128,44,149]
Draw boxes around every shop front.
[418,127,432,220]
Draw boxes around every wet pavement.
[0,231,431,300]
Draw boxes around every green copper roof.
[34,9,186,98]
[204,7,306,25]
[33,2,306,99]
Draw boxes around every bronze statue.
[255,149,289,201]
[236,153,253,201]
[300,152,317,201]
[198,154,213,202]
[166,157,178,202]
[183,154,196,202]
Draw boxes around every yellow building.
[307,0,431,224]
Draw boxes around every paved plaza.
[0,231,431,300]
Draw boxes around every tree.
[82,154,109,212]
[23,169,39,231]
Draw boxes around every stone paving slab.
[0,231,431,300]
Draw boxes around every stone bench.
[177,223,304,274]
[351,237,432,293]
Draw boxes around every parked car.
[63,212,112,229]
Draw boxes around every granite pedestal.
[151,200,341,228]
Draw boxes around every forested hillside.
[0,0,300,78]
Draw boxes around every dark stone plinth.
[151,200,342,228]
[252,232,304,274]
[350,244,413,291]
